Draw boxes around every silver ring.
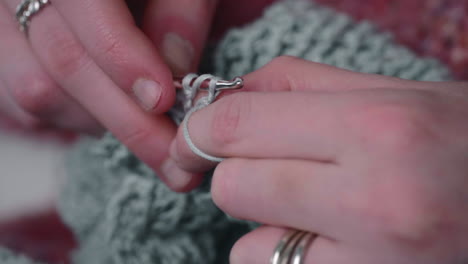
[290,232,317,264]
[271,229,316,264]
[16,0,50,35]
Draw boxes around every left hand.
[165,56,468,263]
[0,0,218,183]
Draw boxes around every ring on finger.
[271,229,317,264]
[15,0,50,35]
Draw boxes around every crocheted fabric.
[0,248,43,264]
[0,0,452,263]
[215,0,450,80]
[60,137,250,264]
[313,0,468,80]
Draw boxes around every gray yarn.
[61,135,244,264]
[0,1,452,264]
[0,248,43,264]
[215,0,450,81]
[181,74,227,163]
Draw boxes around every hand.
[0,0,217,177]
[167,56,468,263]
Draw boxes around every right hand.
[167,57,468,263]
[0,0,219,182]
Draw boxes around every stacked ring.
[15,0,50,35]
[271,229,317,264]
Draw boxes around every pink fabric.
[0,210,76,264]
[313,0,468,80]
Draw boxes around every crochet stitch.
[0,0,452,263]
[215,0,450,80]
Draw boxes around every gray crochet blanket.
[0,248,43,264]
[1,1,451,263]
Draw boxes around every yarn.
[312,0,468,80]
[0,0,453,263]
[215,0,450,80]
[0,248,42,264]
[182,74,228,163]
[60,135,244,264]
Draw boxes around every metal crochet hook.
[173,75,244,91]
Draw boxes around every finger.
[171,91,350,173]
[49,0,175,113]
[183,56,402,105]
[211,158,344,237]
[240,56,431,93]
[168,56,432,174]
[232,226,398,264]
[0,1,101,133]
[230,226,347,264]
[193,55,436,108]
[5,2,190,188]
[143,0,218,75]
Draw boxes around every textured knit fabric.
[0,0,452,263]
[60,137,249,264]
[0,248,42,264]
[312,0,468,80]
[214,0,450,80]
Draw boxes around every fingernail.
[132,78,162,110]
[160,158,193,190]
[162,32,194,75]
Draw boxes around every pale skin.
[0,0,269,182]
[0,0,220,179]
[167,57,468,263]
[2,0,468,262]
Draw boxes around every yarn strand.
[181,74,225,163]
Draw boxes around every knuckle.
[94,30,151,93]
[352,101,437,153]
[120,127,153,152]
[210,93,250,148]
[96,31,128,66]
[344,180,449,251]
[11,75,59,116]
[384,194,450,251]
[390,208,449,251]
[99,33,124,59]
[43,26,88,78]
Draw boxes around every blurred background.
[1,0,467,263]
[0,118,76,263]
